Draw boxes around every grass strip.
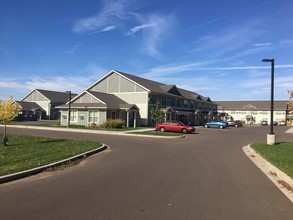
[0,134,102,176]
[127,131,183,137]
[251,142,293,179]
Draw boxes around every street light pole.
[66,91,71,128]
[262,58,275,145]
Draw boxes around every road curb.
[0,145,107,184]
[242,144,293,203]
[3,125,183,138]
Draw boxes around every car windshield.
[177,121,186,126]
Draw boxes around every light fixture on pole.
[262,58,275,145]
[66,91,71,128]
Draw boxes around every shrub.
[101,119,125,128]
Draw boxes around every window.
[149,94,157,104]
[89,111,99,124]
[70,110,77,122]
[170,98,175,107]
[162,97,167,106]
[111,111,116,119]
[183,100,188,108]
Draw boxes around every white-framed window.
[70,110,77,122]
[89,111,99,124]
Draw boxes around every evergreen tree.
[150,102,165,129]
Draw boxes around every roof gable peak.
[243,104,257,109]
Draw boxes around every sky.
[0,0,293,102]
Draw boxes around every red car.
[228,120,243,127]
[156,120,196,134]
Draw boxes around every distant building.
[16,89,77,120]
[57,70,218,127]
[217,100,290,124]
[15,101,45,121]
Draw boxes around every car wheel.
[160,127,165,132]
[219,125,224,129]
[235,124,238,127]
[181,128,187,134]
[205,124,208,128]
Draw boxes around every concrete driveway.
[0,125,293,220]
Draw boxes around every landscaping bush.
[101,119,125,128]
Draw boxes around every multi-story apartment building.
[58,70,218,127]
[217,100,290,125]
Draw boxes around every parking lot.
[1,125,293,220]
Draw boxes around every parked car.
[156,120,196,134]
[228,120,243,127]
[273,121,278,126]
[261,121,268,125]
[204,121,228,129]
[279,121,286,126]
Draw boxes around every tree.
[0,97,20,146]
[150,102,165,129]
[288,90,293,112]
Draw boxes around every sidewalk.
[285,127,293,133]
[5,124,154,134]
[243,145,293,203]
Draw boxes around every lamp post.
[66,91,71,128]
[262,58,275,145]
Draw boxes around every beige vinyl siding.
[115,92,149,125]
[74,93,101,103]
[23,90,49,102]
[89,72,147,94]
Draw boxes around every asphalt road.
[0,125,293,220]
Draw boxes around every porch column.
[126,110,129,127]
[133,111,137,128]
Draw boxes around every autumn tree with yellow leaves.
[0,97,20,146]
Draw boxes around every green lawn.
[251,142,293,179]
[0,134,102,176]
[127,131,183,137]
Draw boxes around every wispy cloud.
[253,42,271,47]
[72,1,175,59]
[101,25,116,32]
[192,19,266,57]
[126,23,157,35]
[279,38,293,46]
[73,0,131,33]
[64,44,81,55]
[140,13,175,58]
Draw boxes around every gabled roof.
[88,91,137,109]
[115,70,214,103]
[38,89,78,103]
[57,91,138,110]
[21,89,77,103]
[16,101,45,111]
[217,100,288,110]
[22,89,78,103]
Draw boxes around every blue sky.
[1,0,293,101]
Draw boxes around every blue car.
[204,121,228,129]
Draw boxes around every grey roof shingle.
[217,100,288,110]
[36,89,78,103]
[16,101,45,111]
[57,91,138,110]
[115,70,213,102]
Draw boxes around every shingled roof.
[16,101,45,111]
[22,89,78,103]
[115,70,213,102]
[57,91,138,110]
[217,100,288,110]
